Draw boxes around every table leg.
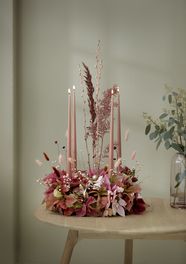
[124,239,133,264]
[61,230,78,264]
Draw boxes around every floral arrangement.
[37,44,146,216]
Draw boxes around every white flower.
[93,176,104,189]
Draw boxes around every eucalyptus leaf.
[177,102,182,107]
[156,139,162,150]
[175,170,186,185]
[145,124,151,135]
[180,114,183,126]
[149,131,158,140]
[162,95,166,101]
[168,94,172,104]
[171,143,183,153]
[169,126,175,135]
[175,181,181,188]
[163,131,172,141]
[164,140,170,149]
[159,113,168,119]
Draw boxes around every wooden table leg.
[124,239,133,264]
[61,230,78,264]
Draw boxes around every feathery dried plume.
[82,62,96,124]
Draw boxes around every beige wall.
[4,0,186,263]
[0,0,15,263]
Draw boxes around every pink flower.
[76,204,86,217]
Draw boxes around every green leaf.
[159,113,168,119]
[171,110,175,115]
[169,126,175,134]
[168,94,172,104]
[177,102,182,107]
[162,95,166,101]
[164,140,170,149]
[175,170,186,188]
[180,114,183,126]
[171,143,183,153]
[149,131,159,140]
[156,139,162,150]
[163,130,172,141]
[145,124,151,135]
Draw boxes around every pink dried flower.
[131,151,136,160]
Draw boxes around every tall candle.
[72,85,77,170]
[108,90,114,177]
[117,87,121,159]
[67,88,72,176]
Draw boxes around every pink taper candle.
[117,87,121,159]
[72,85,77,170]
[109,90,114,177]
[67,88,72,176]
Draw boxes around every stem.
[175,97,183,146]
[98,137,104,171]
[184,176,186,206]
[85,137,91,170]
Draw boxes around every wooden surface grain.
[35,198,186,240]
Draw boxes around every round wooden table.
[35,198,186,264]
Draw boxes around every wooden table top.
[35,198,186,240]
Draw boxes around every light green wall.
[0,0,15,263]
[3,0,186,263]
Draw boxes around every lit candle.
[72,85,77,170]
[117,87,121,159]
[108,89,114,177]
[67,88,72,176]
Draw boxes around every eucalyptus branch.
[174,96,183,146]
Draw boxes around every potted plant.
[143,86,186,208]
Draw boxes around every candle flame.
[117,86,120,92]
[111,89,114,95]
[68,88,71,94]
[73,85,76,90]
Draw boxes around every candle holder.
[36,48,147,217]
